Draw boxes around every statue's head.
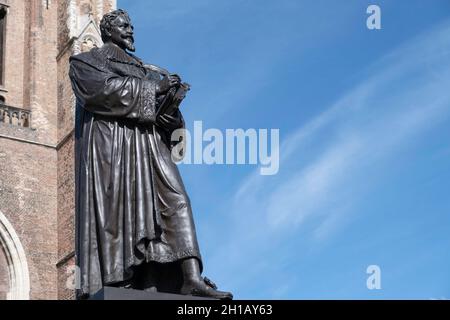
[100,9,135,52]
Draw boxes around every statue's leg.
[131,262,160,292]
[181,257,203,282]
[180,258,233,300]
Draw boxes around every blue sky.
[120,0,450,299]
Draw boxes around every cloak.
[69,42,202,297]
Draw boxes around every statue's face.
[108,15,135,52]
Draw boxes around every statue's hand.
[156,74,181,95]
[157,111,184,131]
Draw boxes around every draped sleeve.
[69,59,157,123]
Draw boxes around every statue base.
[90,286,215,300]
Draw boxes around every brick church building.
[0,0,116,300]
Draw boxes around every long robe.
[69,43,202,297]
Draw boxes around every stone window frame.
[0,210,30,300]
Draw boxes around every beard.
[123,38,135,52]
[110,33,136,52]
[114,34,135,52]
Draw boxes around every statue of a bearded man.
[69,9,232,300]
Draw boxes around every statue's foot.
[144,286,158,293]
[180,277,233,300]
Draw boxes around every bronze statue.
[69,9,232,300]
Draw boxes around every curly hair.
[100,9,131,42]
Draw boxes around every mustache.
[121,34,134,43]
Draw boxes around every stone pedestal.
[90,286,214,300]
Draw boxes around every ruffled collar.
[98,42,144,67]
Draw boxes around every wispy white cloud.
[208,20,450,297]
[234,20,450,234]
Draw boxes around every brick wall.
[1,0,26,108]
[0,0,59,300]
[0,0,116,300]
[55,0,116,300]
[0,136,58,300]
[25,0,59,146]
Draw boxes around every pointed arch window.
[0,211,30,300]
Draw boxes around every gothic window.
[0,244,9,300]
[0,211,30,300]
[0,5,6,87]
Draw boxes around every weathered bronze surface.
[70,9,232,300]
